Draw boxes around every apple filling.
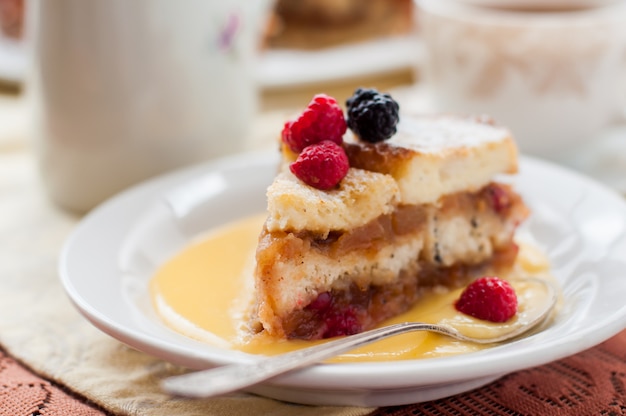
[281,244,518,340]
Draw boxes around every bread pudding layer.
[265,167,400,239]
[253,182,529,340]
[269,115,519,239]
[344,115,519,206]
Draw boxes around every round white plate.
[0,36,25,85]
[257,35,422,89]
[60,150,626,407]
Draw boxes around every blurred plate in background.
[258,34,422,89]
[453,0,621,9]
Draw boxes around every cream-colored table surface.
[0,82,427,415]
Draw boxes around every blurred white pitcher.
[27,0,270,213]
[418,0,626,161]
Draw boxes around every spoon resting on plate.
[162,277,557,399]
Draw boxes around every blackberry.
[346,88,400,143]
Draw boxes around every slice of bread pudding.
[250,90,529,340]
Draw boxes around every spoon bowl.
[162,277,557,398]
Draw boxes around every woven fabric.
[0,331,626,416]
[1,330,624,415]
[0,349,108,416]
[372,329,626,416]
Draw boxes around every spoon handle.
[162,322,455,398]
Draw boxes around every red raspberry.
[308,292,332,311]
[289,141,349,190]
[323,307,362,338]
[455,276,518,322]
[485,183,512,214]
[282,94,347,153]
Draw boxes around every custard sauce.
[150,213,553,362]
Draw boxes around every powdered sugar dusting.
[390,116,511,153]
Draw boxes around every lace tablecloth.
[1,90,625,416]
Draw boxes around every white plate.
[257,35,422,89]
[60,150,626,407]
[0,36,25,84]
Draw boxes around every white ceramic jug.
[27,0,271,213]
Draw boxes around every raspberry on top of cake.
[249,88,529,340]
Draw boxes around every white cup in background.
[417,0,626,162]
[27,0,271,213]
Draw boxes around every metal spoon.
[162,277,557,398]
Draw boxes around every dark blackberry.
[346,88,400,143]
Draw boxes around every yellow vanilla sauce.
[150,213,556,362]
